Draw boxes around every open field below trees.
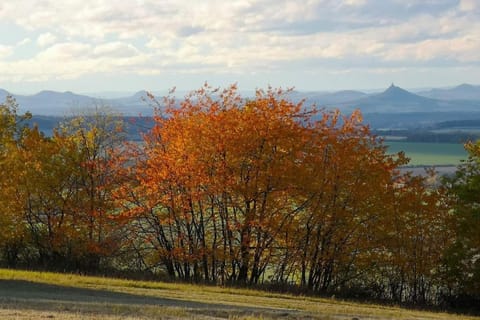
[386,142,468,166]
[0,269,478,320]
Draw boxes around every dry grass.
[0,268,478,319]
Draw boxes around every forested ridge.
[0,85,479,311]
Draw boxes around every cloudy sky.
[0,0,479,94]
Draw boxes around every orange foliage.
[119,84,421,286]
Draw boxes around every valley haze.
[2,83,480,131]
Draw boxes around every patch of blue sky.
[0,22,31,45]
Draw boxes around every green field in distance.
[386,141,468,166]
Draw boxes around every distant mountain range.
[289,84,480,113]
[337,84,480,113]
[2,83,480,129]
[297,84,480,128]
[289,89,367,105]
[0,89,155,116]
[416,83,480,101]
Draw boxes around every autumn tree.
[57,108,127,270]
[0,96,31,266]
[0,104,126,270]
[443,140,480,306]
[117,85,313,282]
[368,171,454,305]
[118,84,418,288]
[11,128,82,267]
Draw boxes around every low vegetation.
[1,268,479,320]
[0,85,479,314]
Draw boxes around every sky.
[0,0,479,95]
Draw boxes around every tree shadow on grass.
[0,280,308,319]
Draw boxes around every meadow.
[0,269,479,320]
[386,141,468,166]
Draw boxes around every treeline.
[0,86,479,310]
[25,115,154,141]
[436,120,480,128]
[374,129,480,143]
[405,131,480,143]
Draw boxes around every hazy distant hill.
[344,84,439,112]
[291,90,367,106]
[14,91,97,116]
[0,89,12,103]
[3,84,480,116]
[338,84,480,113]
[417,83,480,101]
[2,84,480,130]
[1,90,154,116]
[109,90,158,115]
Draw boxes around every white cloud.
[342,0,367,7]
[37,33,57,47]
[380,35,480,63]
[93,42,140,58]
[37,42,91,60]
[16,38,31,46]
[459,0,478,11]
[0,45,13,58]
[0,0,478,86]
[0,39,152,82]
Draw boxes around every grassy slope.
[0,269,478,320]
